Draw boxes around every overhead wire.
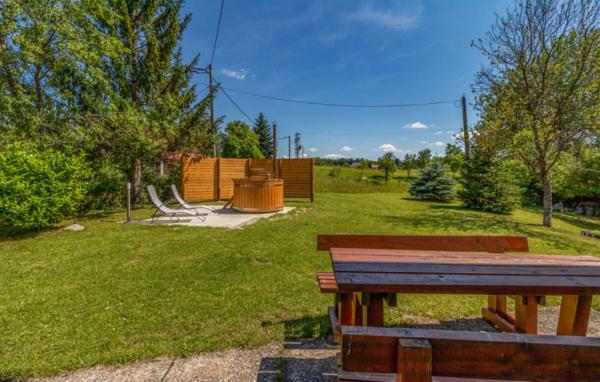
[209,0,225,66]
[220,87,253,122]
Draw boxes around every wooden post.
[367,293,384,327]
[272,122,277,175]
[340,293,355,326]
[558,295,592,336]
[461,95,470,161]
[397,338,432,382]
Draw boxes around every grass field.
[1,166,599,377]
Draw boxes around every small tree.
[253,112,273,158]
[378,152,397,182]
[443,144,464,174]
[458,148,521,214]
[416,149,432,169]
[359,160,369,178]
[222,121,264,159]
[402,153,416,177]
[409,162,455,201]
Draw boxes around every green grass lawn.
[1,167,599,377]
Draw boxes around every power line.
[221,87,253,122]
[221,86,459,108]
[210,0,225,66]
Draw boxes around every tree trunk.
[542,172,552,227]
[132,160,142,204]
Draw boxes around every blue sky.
[182,0,511,159]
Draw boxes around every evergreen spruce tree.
[252,112,273,157]
[409,162,455,201]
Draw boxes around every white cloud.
[308,147,318,153]
[377,143,400,152]
[420,141,429,144]
[434,141,445,147]
[339,145,353,152]
[324,154,344,159]
[446,130,455,134]
[434,130,443,135]
[222,68,247,80]
[349,4,420,31]
[403,121,428,129]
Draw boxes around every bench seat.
[317,272,338,293]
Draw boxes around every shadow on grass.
[554,212,600,232]
[0,225,50,242]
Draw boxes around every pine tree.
[253,112,273,157]
[409,162,455,202]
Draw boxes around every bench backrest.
[341,326,600,381]
[317,234,529,253]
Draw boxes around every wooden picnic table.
[330,247,600,336]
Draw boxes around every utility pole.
[209,64,217,157]
[279,135,291,158]
[272,122,277,174]
[461,95,470,161]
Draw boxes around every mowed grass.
[1,167,599,377]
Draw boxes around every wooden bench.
[339,326,600,382]
[316,234,531,341]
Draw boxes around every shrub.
[409,162,455,201]
[84,162,128,210]
[458,152,521,214]
[0,143,90,230]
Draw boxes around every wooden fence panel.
[218,158,249,200]
[181,157,313,201]
[181,157,217,201]
[279,158,314,201]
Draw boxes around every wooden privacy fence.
[181,157,314,201]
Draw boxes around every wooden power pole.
[209,64,217,157]
[272,122,277,174]
[461,95,470,161]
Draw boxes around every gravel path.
[30,307,600,382]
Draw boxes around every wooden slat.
[334,272,600,295]
[318,234,529,253]
[397,338,432,382]
[341,326,600,381]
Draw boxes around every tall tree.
[253,112,273,158]
[473,0,600,227]
[100,0,212,202]
[222,121,264,159]
[402,153,417,177]
[416,149,432,169]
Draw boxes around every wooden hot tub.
[232,177,284,213]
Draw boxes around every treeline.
[0,0,213,229]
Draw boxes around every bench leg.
[367,293,385,327]
[557,294,592,336]
[482,295,517,332]
[396,338,432,382]
[341,293,356,326]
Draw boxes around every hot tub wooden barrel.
[232,177,284,213]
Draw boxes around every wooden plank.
[397,339,432,382]
[557,295,579,335]
[318,234,529,252]
[334,272,600,295]
[330,248,599,265]
[367,294,385,327]
[341,326,600,381]
[573,295,593,336]
[481,307,516,333]
[333,261,600,277]
[341,293,356,326]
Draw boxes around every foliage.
[0,0,213,206]
[253,112,273,158]
[294,132,302,158]
[553,146,600,201]
[222,121,264,159]
[409,162,455,201]
[378,152,398,182]
[0,143,90,230]
[458,149,521,214]
[473,0,600,226]
[416,149,432,169]
[443,144,464,173]
[328,167,342,177]
[401,153,417,177]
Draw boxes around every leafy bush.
[409,163,455,201]
[458,153,521,214]
[0,143,90,230]
[329,167,342,177]
[84,162,128,210]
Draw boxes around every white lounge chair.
[147,185,206,223]
[170,184,218,214]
